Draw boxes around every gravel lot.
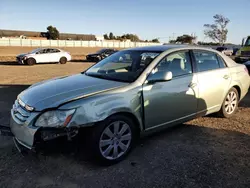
[0,52,250,188]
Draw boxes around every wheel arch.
[232,85,241,99]
[104,111,142,136]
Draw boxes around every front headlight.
[35,109,75,128]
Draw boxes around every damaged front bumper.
[9,109,79,151]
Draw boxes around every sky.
[0,0,249,44]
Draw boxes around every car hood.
[238,46,250,56]
[17,53,29,57]
[18,74,128,111]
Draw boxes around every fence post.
[9,38,11,46]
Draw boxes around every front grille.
[241,51,250,56]
[12,100,30,122]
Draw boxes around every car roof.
[127,45,188,52]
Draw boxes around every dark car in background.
[86,48,118,62]
[244,61,250,74]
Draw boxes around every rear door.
[192,50,231,115]
[47,48,61,62]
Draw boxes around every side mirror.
[242,38,245,47]
[147,71,173,84]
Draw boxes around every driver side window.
[156,51,192,77]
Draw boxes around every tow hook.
[66,128,79,141]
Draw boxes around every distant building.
[0,29,96,41]
[95,35,104,41]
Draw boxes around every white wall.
[0,38,161,48]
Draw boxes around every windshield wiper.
[85,73,108,79]
[85,72,131,83]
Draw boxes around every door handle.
[223,75,230,79]
[188,83,197,88]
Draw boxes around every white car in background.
[16,48,71,65]
[216,47,233,56]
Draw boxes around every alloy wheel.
[99,121,132,160]
[225,91,238,114]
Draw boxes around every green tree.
[121,34,140,41]
[175,34,196,44]
[151,38,160,43]
[46,25,59,40]
[204,14,230,45]
[169,40,176,44]
[109,32,114,40]
[103,34,109,40]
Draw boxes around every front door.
[35,49,50,63]
[143,50,198,130]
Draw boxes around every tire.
[59,57,67,64]
[217,87,239,118]
[26,58,36,65]
[89,114,137,165]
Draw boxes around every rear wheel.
[59,57,67,64]
[89,115,137,165]
[26,58,36,65]
[217,88,239,118]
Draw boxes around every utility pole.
[172,33,176,40]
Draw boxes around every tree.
[121,34,140,41]
[46,26,59,40]
[151,38,160,43]
[175,34,196,44]
[169,40,176,44]
[109,32,114,40]
[103,34,109,40]
[204,14,230,45]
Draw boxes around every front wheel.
[26,58,36,65]
[89,115,137,165]
[217,88,239,118]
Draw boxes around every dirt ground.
[0,48,250,188]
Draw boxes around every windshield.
[97,49,109,53]
[245,37,250,46]
[30,48,42,53]
[85,50,161,82]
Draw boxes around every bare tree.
[204,14,230,45]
